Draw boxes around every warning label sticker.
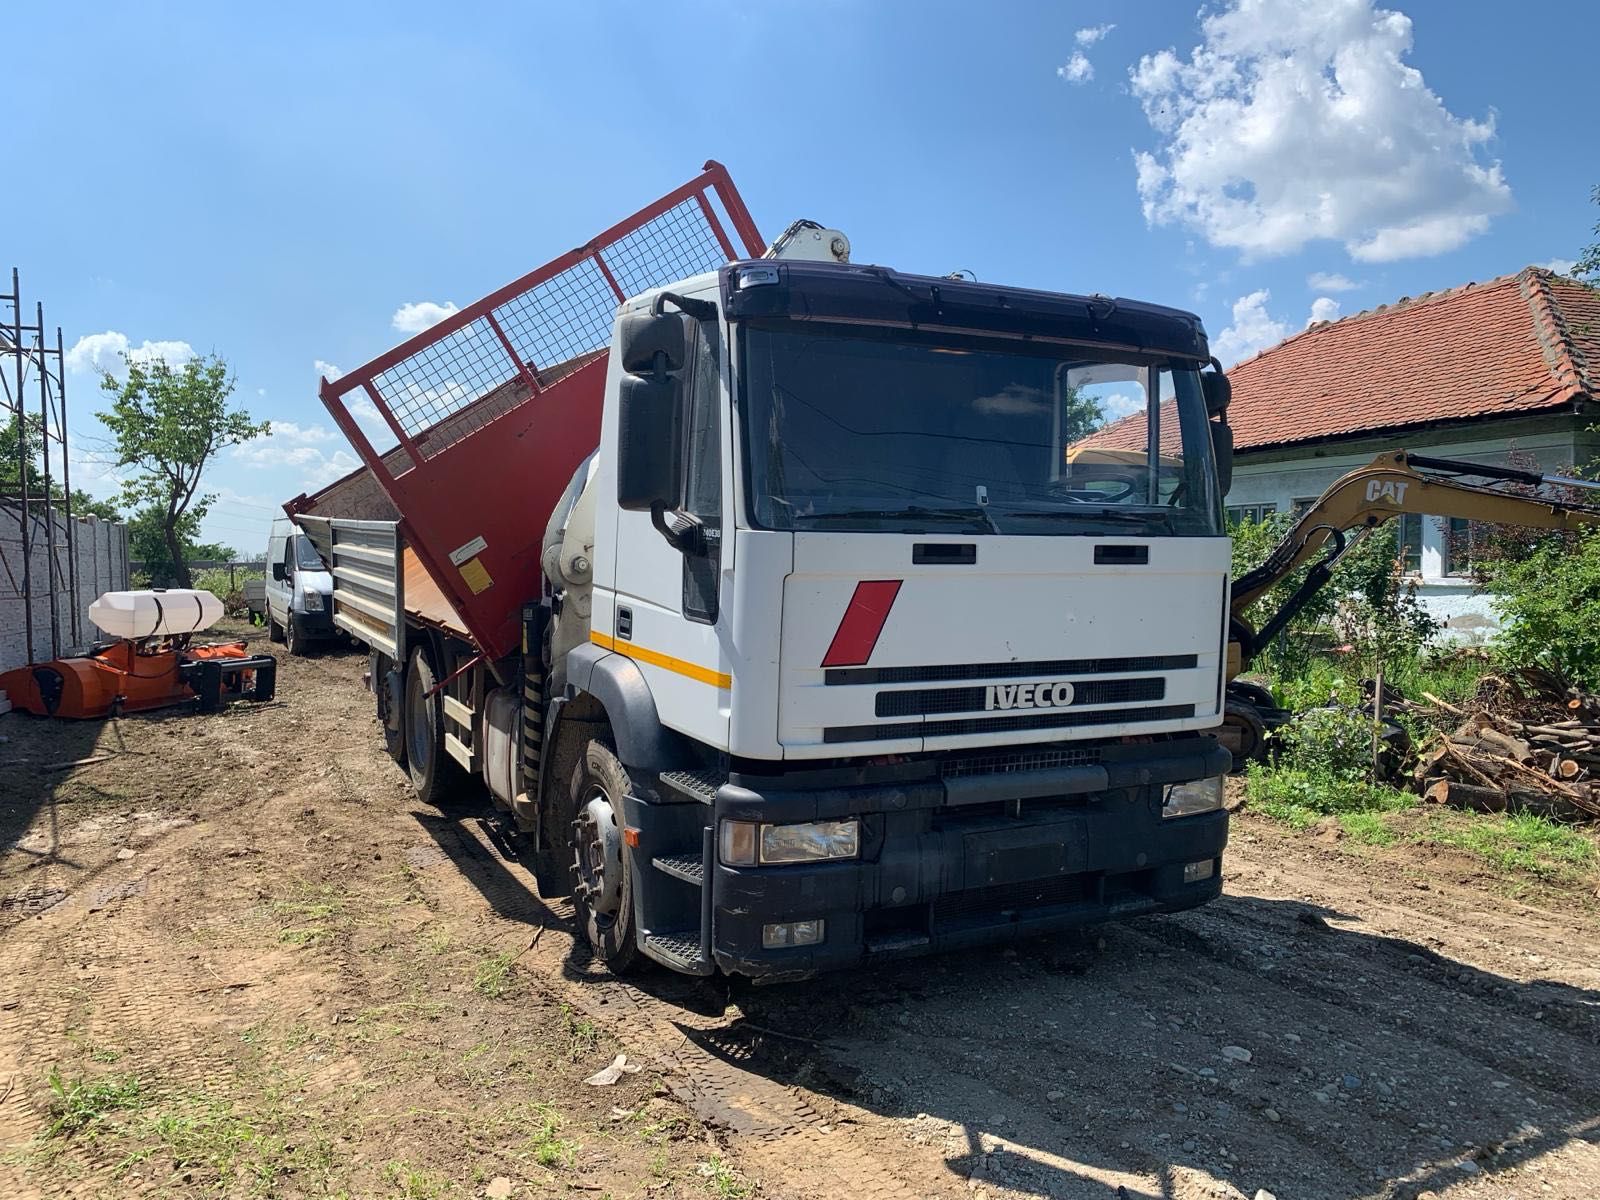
[449,535,488,567]
[459,557,493,594]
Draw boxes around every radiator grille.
[823,703,1196,744]
[938,745,1105,778]
[876,676,1164,718]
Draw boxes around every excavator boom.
[1219,450,1600,764]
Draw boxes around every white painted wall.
[1226,416,1593,641]
[1,506,130,672]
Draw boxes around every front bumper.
[626,738,1231,980]
[291,607,337,639]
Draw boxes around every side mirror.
[1201,359,1231,417]
[1210,420,1235,499]
[271,562,286,582]
[617,375,685,512]
[618,311,691,376]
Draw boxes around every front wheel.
[268,615,285,643]
[569,740,640,974]
[285,615,307,657]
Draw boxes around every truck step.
[658,769,726,804]
[652,854,704,886]
[643,930,712,975]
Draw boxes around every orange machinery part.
[0,640,254,719]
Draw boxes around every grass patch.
[520,1101,578,1169]
[561,1004,601,1060]
[697,1154,752,1197]
[1245,764,1415,831]
[1338,810,1398,845]
[269,883,345,947]
[472,949,519,1000]
[384,1160,456,1198]
[44,1067,146,1138]
[1418,811,1597,877]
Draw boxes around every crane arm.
[1227,450,1600,675]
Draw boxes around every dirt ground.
[3,618,1598,1200]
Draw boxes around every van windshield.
[737,324,1223,536]
[294,535,326,570]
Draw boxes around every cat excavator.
[1220,449,1600,762]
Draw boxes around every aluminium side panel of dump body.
[294,162,765,664]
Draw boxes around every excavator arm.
[1218,450,1600,766]
[1229,450,1600,676]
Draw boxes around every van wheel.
[285,616,307,657]
[268,617,285,644]
[569,740,640,974]
[404,647,461,806]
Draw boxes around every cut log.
[1425,780,1508,813]
[1556,758,1582,781]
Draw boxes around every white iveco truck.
[292,162,1235,981]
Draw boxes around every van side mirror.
[1210,419,1234,498]
[271,562,287,582]
[1201,359,1231,417]
[617,375,685,512]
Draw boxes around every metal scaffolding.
[2,266,79,662]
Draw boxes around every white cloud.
[314,359,344,380]
[1076,23,1115,46]
[66,331,195,377]
[1307,271,1360,292]
[1308,296,1341,325]
[391,301,459,333]
[1130,0,1512,262]
[230,421,342,471]
[301,449,360,488]
[1057,52,1094,84]
[1213,289,1290,364]
[1540,258,1577,276]
[1098,391,1146,423]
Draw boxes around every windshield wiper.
[812,505,1001,533]
[1007,507,1173,528]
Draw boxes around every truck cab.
[264,518,336,656]
[544,258,1233,977]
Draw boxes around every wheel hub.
[574,793,624,919]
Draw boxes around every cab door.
[607,317,732,749]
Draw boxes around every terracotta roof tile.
[1085,267,1598,454]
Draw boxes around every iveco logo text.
[985,681,1076,711]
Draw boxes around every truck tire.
[568,740,641,974]
[371,650,405,764]
[404,646,462,806]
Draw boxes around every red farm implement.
[298,161,764,663]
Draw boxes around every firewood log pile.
[1396,666,1600,821]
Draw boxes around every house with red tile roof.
[1087,266,1600,639]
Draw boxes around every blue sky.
[6,0,1597,554]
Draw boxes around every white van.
[264,518,337,655]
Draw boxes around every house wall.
[1225,413,1596,642]
[1,506,130,673]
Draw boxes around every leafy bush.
[1274,706,1373,780]
[1479,529,1600,691]
[1244,763,1414,830]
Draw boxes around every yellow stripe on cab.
[590,631,732,689]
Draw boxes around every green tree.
[96,353,266,588]
[1062,383,1104,441]
[125,505,235,586]
[1,412,122,521]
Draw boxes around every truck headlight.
[302,587,325,612]
[718,819,860,866]
[1163,776,1224,818]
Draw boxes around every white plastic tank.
[88,589,224,640]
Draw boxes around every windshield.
[738,324,1223,536]
[294,534,326,571]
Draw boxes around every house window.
[1290,496,1318,517]
[1226,503,1274,525]
[1395,513,1423,575]
[1444,517,1475,576]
